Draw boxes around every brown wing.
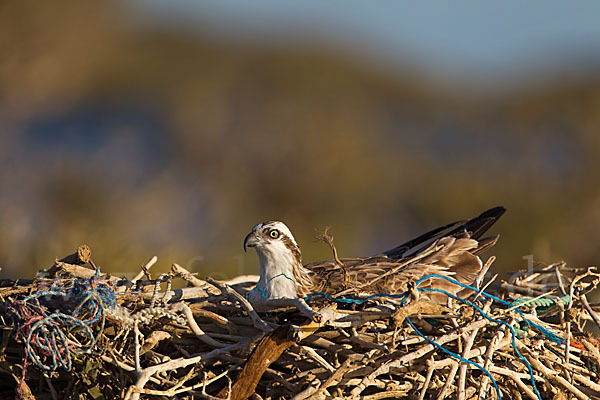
[304,237,482,297]
[302,207,505,297]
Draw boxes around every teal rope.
[258,273,298,300]
[304,291,406,304]
[511,294,571,313]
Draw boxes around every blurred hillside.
[1,1,599,279]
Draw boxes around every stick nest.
[1,245,600,400]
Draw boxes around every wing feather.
[301,207,505,299]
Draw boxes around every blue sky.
[132,0,600,83]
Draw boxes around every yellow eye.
[269,229,280,239]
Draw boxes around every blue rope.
[405,317,504,399]
[412,274,563,344]
[305,274,563,344]
[413,286,542,400]
[304,274,563,400]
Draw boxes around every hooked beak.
[243,231,259,252]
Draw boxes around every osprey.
[243,207,505,303]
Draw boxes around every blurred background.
[1,0,600,279]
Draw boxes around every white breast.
[247,239,300,301]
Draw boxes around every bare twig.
[207,277,273,332]
[132,256,158,282]
[172,263,209,287]
[317,227,350,287]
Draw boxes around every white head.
[244,221,311,302]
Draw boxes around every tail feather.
[472,235,500,255]
[415,236,484,302]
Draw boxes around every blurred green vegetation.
[0,1,599,280]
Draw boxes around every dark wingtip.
[461,206,506,240]
[449,206,506,239]
[381,206,507,259]
[477,206,507,220]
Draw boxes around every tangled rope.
[7,270,116,372]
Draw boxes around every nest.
[1,245,600,400]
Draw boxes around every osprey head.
[243,221,301,263]
[244,221,306,301]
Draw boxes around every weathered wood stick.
[36,245,93,279]
[224,326,296,400]
[132,256,158,282]
[351,319,489,397]
[207,277,272,333]
[172,263,208,287]
[516,340,590,400]
[58,245,92,266]
[224,305,337,400]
